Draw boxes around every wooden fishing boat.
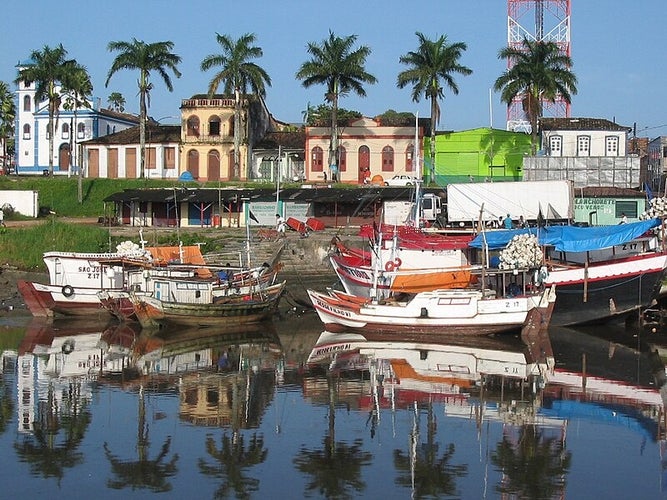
[470,218,667,326]
[97,262,282,322]
[307,284,555,336]
[330,227,479,298]
[18,239,208,318]
[130,280,286,329]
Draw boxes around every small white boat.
[307,285,556,336]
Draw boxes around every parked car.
[383,174,420,186]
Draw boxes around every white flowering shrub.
[499,233,542,269]
[641,197,667,220]
[116,240,151,259]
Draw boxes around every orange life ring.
[385,261,395,272]
[394,257,402,268]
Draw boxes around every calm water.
[1,310,666,499]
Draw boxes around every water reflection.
[1,314,666,497]
[304,329,561,498]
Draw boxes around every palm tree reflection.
[104,385,178,492]
[393,402,468,497]
[491,424,571,498]
[198,432,267,498]
[14,381,91,480]
[294,372,373,498]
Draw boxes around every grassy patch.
[0,219,230,270]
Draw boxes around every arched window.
[382,146,394,172]
[62,123,69,139]
[311,146,324,172]
[187,149,200,179]
[208,116,221,136]
[358,145,370,172]
[186,116,200,136]
[227,117,234,137]
[338,146,347,172]
[23,95,31,112]
[23,124,31,140]
[208,149,221,180]
[405,145,415,172]
[106,124,111,135]
[77,122,86,139]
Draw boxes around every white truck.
[382,193,445,226]
[445,180,574,225]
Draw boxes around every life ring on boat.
[393,257,402,269]
[61,339,75,354]
[61,285,74,297]
[385,260,395,272]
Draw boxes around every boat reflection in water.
[6,313,667,497]
[303,325,667,498]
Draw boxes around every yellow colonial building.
[305,117,426,184]
[180,94,274,181]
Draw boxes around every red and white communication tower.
[506,0,571,132]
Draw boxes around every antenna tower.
[506,0,571,132]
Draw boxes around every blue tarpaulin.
[469,218,662,253]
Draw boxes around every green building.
[428,127,532,185]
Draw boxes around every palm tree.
[397,32,472,185]
[15,44,77,175]
[296,31,377,182]
[105,39,181,179]
[62,63,92,201]
[107,92,126,112]
[200,33,271,180]
[494,38,577,154]
[0,81,16,173]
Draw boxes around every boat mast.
[413,113,423,227]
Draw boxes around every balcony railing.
[181,98,237,108]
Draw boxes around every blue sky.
[3,0,666,137]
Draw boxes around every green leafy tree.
[296,31,377,181]
[375,109,416,127]
[15,44,78,175]
[0,81,16,172]
[397,32,472,184]
[305,104,361,127]
[107,92,126,112]
[106,39,181,179]
[62,63,92,201]
[201,33,271,180]
[494,38,577,154]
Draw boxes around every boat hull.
[307,287,555,336]
[546,253,667,326]
[131,281,286,329]
[18,280,115,318]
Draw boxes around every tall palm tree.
[296,31,377,181]
[62,63,92,201]
[494,38,577,154]
[15,44,77,175]
[397,32,472,185]
[201,33,271,180]
[105,39,181,179]
[107,92,126,112]
[0,81,16,173]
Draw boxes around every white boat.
[307,284,556,336]
[18,239,208,318]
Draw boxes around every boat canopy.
[470,218,662,253]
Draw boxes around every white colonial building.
[14,59,139,175]
[523,117,641,188]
